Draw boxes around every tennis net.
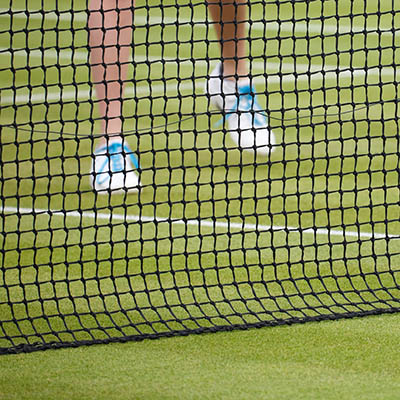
[1,0,400,354]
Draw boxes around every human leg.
[88,0,139,192]
[207,0,276,154]
[88,0,134,138]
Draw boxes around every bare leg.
[208,0,248,80]
[88,0,134,142]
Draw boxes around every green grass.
[1,4,400,399]
[2,314,400,399]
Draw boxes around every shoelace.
[111,142,140,170]
[109,143,124,172]
[95,142,139,184]
[236,85,267,127]
[216,85,267,128]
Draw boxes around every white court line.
[0,47,194,64]
[0,8,399,36]
[0,47,176,63]
[0,81,205,106]
[2,65,399,106]
[1,206,399,240]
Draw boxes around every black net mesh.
[1,0,400,354]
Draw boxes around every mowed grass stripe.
[1,47,399,105]
[2,8,399,35]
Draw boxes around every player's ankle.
[221,74,250,88]
[98,135,123,147]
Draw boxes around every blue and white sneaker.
[206,62,276,154]
[90,139,140,193]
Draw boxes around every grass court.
[1,0,400,397]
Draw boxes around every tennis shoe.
[206,63,275,154]
[90,140,140,193]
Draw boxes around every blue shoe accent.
[94,142,139,187]
[214,85,268,128]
